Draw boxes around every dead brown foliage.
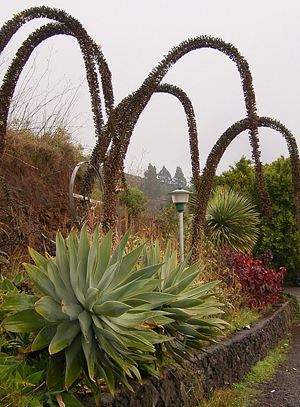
[0,129,83,276]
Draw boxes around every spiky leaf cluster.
[205,186,260,252]
[141,242,228,363]
[2,227,228,394]
[2,228,172,393]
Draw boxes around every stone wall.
[83,301,294,407]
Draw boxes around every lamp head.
[169,188,191,212]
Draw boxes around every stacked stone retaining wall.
[83,301,294,407]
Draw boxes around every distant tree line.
[141,163,187,198]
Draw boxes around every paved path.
[254,324,300,407]
[285,287,300,301]
[254,288,300,407]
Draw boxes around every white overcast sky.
[1,0,300,179]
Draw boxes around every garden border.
[84,301,294,407]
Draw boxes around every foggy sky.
[1,0,300,179]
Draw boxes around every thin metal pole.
[178,211,184,262]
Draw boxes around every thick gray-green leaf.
[130,292,176,307]
[85,287,100,311]
[65,335,83,388]
[77,225,90,295]
[99,278,159,303]
[93,301,132,317]
[25,263,59,301]
[184,281,220,298]
[165,269,199,295]
[62,303,83,320]
[28,247,48,273]
[92,230,112,286]
[81,327,95,381]
[47,261,77,304]
[120,263,163,286]
[49,320,80,354]
[87,225,100,287]
[3,309,46,333]
[109,230,130,266]
[113,244,144,286]
[55,231,71,288]
[1,294,37,313]
[78,310,92,341]
[35,296,69,322]
[31,325,57,351]
[66,231,79,294]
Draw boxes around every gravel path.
[254,289,300,407]
[285,287,300,301]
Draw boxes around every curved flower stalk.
[0,6,114,157]
[100,35,271,232]
[115,82,201,216]
[2,8,298,263]
[191,116,300,258]
[140,83,201,191]
[98,81,201,202]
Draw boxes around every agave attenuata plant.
[2,226,173,395]
[141,242,228,363]
[2,226,227,400]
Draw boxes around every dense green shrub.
[216,156,257,200]
[257,158,300,282]
[119,185,147,219]
[217,156,300,281]
[0,275,83,406]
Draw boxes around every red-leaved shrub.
[222,251,286,309]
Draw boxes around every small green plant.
[0,352,83,407]
[223,307,261,335]
[0,275,83,406]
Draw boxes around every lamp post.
[169,188,191,262]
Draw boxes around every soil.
[254,323,300,407]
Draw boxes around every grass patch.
[224,307,262,335]
[199,337,290,407]
[283,293,300,320]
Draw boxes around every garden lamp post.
[169,188,191,262]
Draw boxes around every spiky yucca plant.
[205,186,260,252]
[141,242,228,363]
[2,227,173,396]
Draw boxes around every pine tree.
[142,163,160,197]
[173,166,187,188]
[157,166,172,185]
